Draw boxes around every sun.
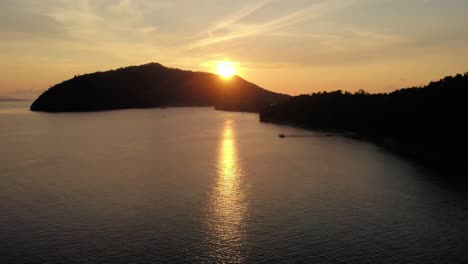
[216,61,236,79]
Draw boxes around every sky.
[1,0,467,98]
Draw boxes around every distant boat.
[278,133,285,138]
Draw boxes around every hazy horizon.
[1,0,468,99]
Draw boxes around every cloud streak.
[188,0,357,49]
[197,0,272,37]
[1,0,467,97]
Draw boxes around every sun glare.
[216,61,236,79]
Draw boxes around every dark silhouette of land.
[30,63,289,113]
[30,63,466,169]
[260,73,468,169]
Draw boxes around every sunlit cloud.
[198,0,272,37]
[189,0,357,49]
[1,0,467,97]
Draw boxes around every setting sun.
[216,61,236,79]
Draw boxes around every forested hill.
[30,63,289,113]
[260,73,468,166]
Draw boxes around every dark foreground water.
[0,102,467,263]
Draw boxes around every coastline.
[260,119,464,176]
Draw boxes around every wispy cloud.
[1,0,467,96]
[196,0,272,38]
[188,0,357,49]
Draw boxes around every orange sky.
[1,0,467,99]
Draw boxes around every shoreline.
[260,119,464,176]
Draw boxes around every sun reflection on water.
[205,120,248,262]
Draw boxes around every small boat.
[278,133,285,138]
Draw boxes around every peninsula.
[260,73,468,168]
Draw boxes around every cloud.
[0,0,67,38]
[188,0,357,49]
[1,0,467,95]
[197,0,272,38]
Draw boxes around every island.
[260,73,468,169]
[30,62,289,113]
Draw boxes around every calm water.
[1,102,467,263]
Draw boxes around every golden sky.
[1,0,467,98]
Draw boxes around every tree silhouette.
[260,73,468,168]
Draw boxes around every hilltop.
[30,63,289,113]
